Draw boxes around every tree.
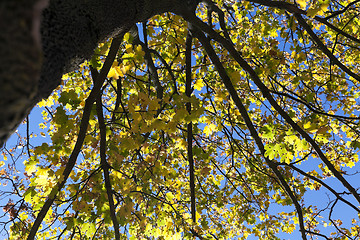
[1,0,360,239]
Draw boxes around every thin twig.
[185,29,196,224]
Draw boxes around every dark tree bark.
[0,0,46,147]
[0,0,196,147]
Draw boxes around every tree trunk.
[0,0,194,147]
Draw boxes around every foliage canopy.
[1,0,360,239]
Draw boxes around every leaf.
[316,126,330,135]
[307,7,320,17]
[107,61,124,79]
[123,32,133,43]
[194,78,204,91]
[260,125,275,140]
[350,141,360,150]
[297,0,307,9]
[25,159,37,175]
[320,0,330,12]
[24,187,37,202]
[204,123,217,136]
[165,192,174,202]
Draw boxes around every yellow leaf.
[204,123,217,136]
[25,164,37,175]
[38,98,54,108]
[297,0,307,9]
[175,138,187,150]
[107,66,123,79]
[121,64,132,74]
[303,121,317,133]
[194,78,204,91]
[166,192,174,201]
[125,44,133,53]
[347,161,355,168]
[320,0,330,12]
[134,44,145,57]
[123,32,132,43]
[34,168,50,186]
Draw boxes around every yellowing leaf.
[204,123,217,136]
[303,121,317,133]
[38,98,55,108]
[34,168,51,187]
[297,0,307,9]
[121,64,132,75]
[134,44,145,58]
[25,162,37,175]
[320,2,329,12]
[194,78,204,91]
[347,161,355,168]
[107,64,124,79]
[123,32,133,43]
[125,44,133,53]
[174,138,187,150]
[165,192,174,201]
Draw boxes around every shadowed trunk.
[0,0,194,147]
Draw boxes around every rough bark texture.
[0,0,44,147]
[0,0,195,147]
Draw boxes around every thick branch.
[183,12,360,205]
[190,25,308,240]
[26,37,123,240]
[91,67,120,240]
[0,0,193,148]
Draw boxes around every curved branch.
[183,13,360,205]
[91,67,120,240]
[286,164,360,214]
[190,25,308,240]
[26,36,123,240]
[269,89,360,120]
[324,0,360,20]
[294,14,360,82]
[244,0,360,44]
[148,48,179,95]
